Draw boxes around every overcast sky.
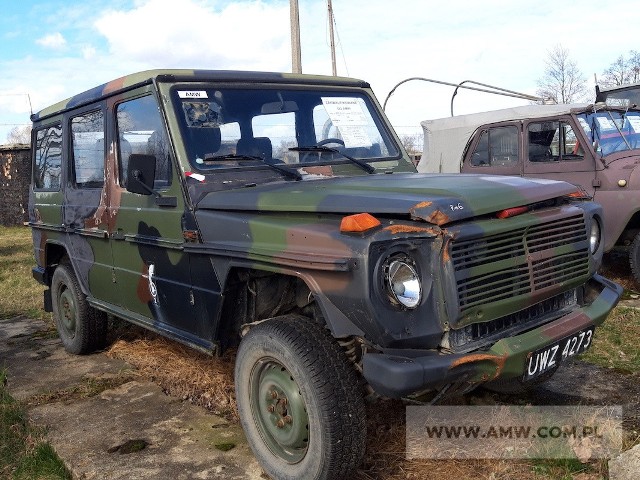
[1,0,639,144]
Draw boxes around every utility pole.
[290,0,302,73]
[327,0,337,76]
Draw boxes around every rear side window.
[71,110,104,188]
[33,124,63,190]
[116,95,172,189]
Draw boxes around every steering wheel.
[316,138,345,147]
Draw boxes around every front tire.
[235,315,366,480]
[51,260,107,354]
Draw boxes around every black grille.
[448,289,579,352]
[451,213,588,313]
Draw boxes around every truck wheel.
[235,315,366,480]
[51,261,107,354]
[629,232,640,286]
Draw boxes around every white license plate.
[523,327,594,381]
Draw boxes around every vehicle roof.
[418,103,590,174]
[598,81,640,93]
[31,69,370,122]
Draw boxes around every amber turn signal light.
[496,206,529,219]
[340,213,381,233]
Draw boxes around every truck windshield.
[170,86,400,172]
[577,109,640,156]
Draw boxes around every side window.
[33,124,62,190]
[470,130,489,166]
[71,110,104,188]
[528,121,583,162]
[117,95,172,189]
[470,126,519,166]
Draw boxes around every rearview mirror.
[261,100,299,114]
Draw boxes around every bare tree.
[400,134,422,155]
[601,55,629,87]
[536,44,588,104]
[600,51,640,87]
[6,125,31,145]
[630,50,640,84]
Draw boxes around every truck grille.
[448,289,578,353]
[450,213,589,314]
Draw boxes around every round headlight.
[385,257,422,309]
[589,219,601,254]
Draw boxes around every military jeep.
[29,70,621,480]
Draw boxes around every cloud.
[82,45,96,60]
[94,0,291,71]
[36,32,67,49]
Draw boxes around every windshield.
[576,109,640,156]
[170,86,400,171]
[601,86,640,109]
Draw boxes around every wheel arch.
[41,241,69,286]
[214,265,364,352]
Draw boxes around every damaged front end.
[361,199,622,398]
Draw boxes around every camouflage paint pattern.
[28,70,622,397]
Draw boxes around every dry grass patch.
[356,400,605,480]
[106,331,237,420]
[600,252,638,294]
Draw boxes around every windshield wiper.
[605,110,632,151]
[203,154,302,180]
[289,145,376,174]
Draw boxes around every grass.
[0,369,70,480]
[580,306,640,372]
[0,226,48,321]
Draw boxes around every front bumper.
[362,274,622,398]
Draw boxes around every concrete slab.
[0,316,263,480]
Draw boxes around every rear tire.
[235,315,366,480]
[629,232,640,286]
[51,260,107,354]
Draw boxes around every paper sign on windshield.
[626,116,640,133]
[321,97,372,148]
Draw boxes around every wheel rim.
[58,287,76,338]
[249,358,309,464]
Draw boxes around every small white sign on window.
[321,97,372,148]
[178,91,209,99]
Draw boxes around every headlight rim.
[383,253,422,309]
[589,217,601,254]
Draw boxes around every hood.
[196,173,577,226]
